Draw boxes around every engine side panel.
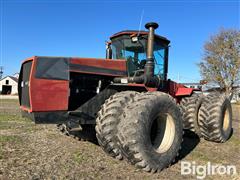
[70,58,127,77]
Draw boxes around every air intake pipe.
[144,22,159,86]
[106,41,112,59]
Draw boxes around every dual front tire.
[95,91,138,159]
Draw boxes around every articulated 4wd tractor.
[18,22,232,172]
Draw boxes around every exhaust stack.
[144,22,159,83]
[106,41,112,59]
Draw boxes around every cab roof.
[110,30,170,44]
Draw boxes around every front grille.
[18,61,32,108]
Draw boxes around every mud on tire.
[95,91,139,159]
[117,92,183,172]
[180,93,203,136]
[198,93,232,143]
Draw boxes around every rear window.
[35,57,69,80]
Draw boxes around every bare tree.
[198,29,240,97]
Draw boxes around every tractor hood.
[18,56,127,113]
[33,56,127,80]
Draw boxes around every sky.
[0,0,239,83]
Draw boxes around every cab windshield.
[111,35,167,79]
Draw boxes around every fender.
[168,80,197,97]
[175,87,195,96]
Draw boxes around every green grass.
[0,99,19,103]
[228,135,240,146]
[0,114,36,135]
[73,151,94,164]
[0,145,3,159]
[0,114,31,123]
[0,123,13,130]
[73,152,88,163]
[189,150,211,162]
[0,135,22,143]
[0,135,23,160]
[0,114,32,130]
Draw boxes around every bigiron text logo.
[181,161,237,179]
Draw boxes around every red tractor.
[18,22,232,172]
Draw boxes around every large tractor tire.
[95,91,139,160]
[117,92,183,172]
[198,93,232,143]
[180,93,203,136]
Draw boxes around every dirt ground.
[0,99,239,180]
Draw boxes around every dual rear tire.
[96,91,183,172]
[96,91,232,173]
[198,93,232,142]
[180,92,232,142]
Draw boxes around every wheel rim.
[150,113,176,153]
[222,107,230,132]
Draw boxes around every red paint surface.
[168,80,194,97]
[20,106,31,112]
[175,87,194,96]
[70,70,123,77]
[30,79,69,112]
[71,58,126,72]
[21,56,36,64]
[20,56,69,112]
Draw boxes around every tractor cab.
[109,30,170,80]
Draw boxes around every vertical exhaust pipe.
[144,22,159,85]
[106,41,112,59]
